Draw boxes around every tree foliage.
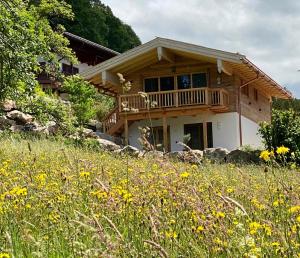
[272,98,300,113]
[0,0,76,99]
[62,75,97,125]
[259,109,300,163]
[58,0,141,53]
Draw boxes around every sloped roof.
[64,32,120,56]
[81,37,292,99]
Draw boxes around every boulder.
[167,150,203,164]
[46,121,59,135]
[0,115,16,128]
[116,145,140,157]
[80,128,97,138]
[96,138,121,151]
[143,150,164,159]
[204,147,229,162]
[10,124,24,132]
[1,100,16,112]
[23,122,48,134]
[7,110,33,124]
[59,93,69,101]
[226,149,261,164]
[95,132,124,145]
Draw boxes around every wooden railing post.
[205,88,209,105]
[175,91,179,107]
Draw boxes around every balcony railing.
[118,87,229,112]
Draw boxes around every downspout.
[238,74,260,147]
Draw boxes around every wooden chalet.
[81,37,292,151]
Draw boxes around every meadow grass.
[0,136,299,257]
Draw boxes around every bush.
[17,93,76,135]
[62,76,97,125]
[259,109,300,163]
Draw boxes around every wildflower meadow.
[0,136,300,257]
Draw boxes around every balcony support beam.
[163,116,168,151]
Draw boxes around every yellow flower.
[296,216,300,223]
[196,225,204,233]
[276,146,290,155]
[226,187,234,193]
[249,221,261,235]
[259,150,273,162]
[79,171,90,178]
[289,206,300,213]
[0,253,10,258]
[216,211,225,219]
[180,172,190,178]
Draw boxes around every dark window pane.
[184,123,204,150]
[177,74,191,89]
[144,78,159,92]
[160,76,174,91]
[192,73,207,88]
[207,122,213,148]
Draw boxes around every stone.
[1,100,16,112]
[10,124,24,132]
[226,149,261,164]
[7,110,33,124]
[203,147,229,162]
[96,138,121,151]
[46,121,59,135]
[59,93,69,101]
[167,150,203,164]
[143,150,164,159]
[80,128,95,138]
[118,145,140,157]
[0,115,16,128]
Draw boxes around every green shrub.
[62,75,97,125]
[259,109,300,163]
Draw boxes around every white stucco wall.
[241,116,263,149]
[127,112,241,151]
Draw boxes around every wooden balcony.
[102,87,229,136]
[119,87,229,113]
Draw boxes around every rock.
[143,150,164,159]
[7,110,33,124]
[1,100,16,112]
[23,122,48,134]
[167,150,203,164]
[87,120,102,132]
[0,115,16,128]
[95,132,124,145]
[80,128,96,138]
[226,149,261,164]
[117,145,140,157]
[10,124,24,132]
[204,147,229,162]
[96,138,121,151]
[46,121,59,135]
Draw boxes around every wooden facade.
[82,37,292,150]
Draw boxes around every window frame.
[143,71,208,92]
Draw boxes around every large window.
[147,126,170,151]
[192,73,207,88]
[160,76,174,91]
[144,72,207,92]
[177,74,191,89]
[144,78,159,92]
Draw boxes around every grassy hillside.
[0,136,299,257]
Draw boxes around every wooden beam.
[203,122,208,149]
[217,59,233,76]
[157,46,175,63]
[102,70,120,86]
[163,116,168,152]
[124,117,129,145]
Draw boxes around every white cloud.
[103,0,300,97]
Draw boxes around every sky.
[102,0,300,98]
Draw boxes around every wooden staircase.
[102,106,125,136]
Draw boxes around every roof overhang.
[81,37,293,99]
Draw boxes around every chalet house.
[81,37,292,151]
[38,32,119,91]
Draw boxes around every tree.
[59,0,141,53]
[0,0,76,100]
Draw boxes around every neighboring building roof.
[64,32,120,56]
[81,37,293,99]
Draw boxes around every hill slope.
[60,0,141,53]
